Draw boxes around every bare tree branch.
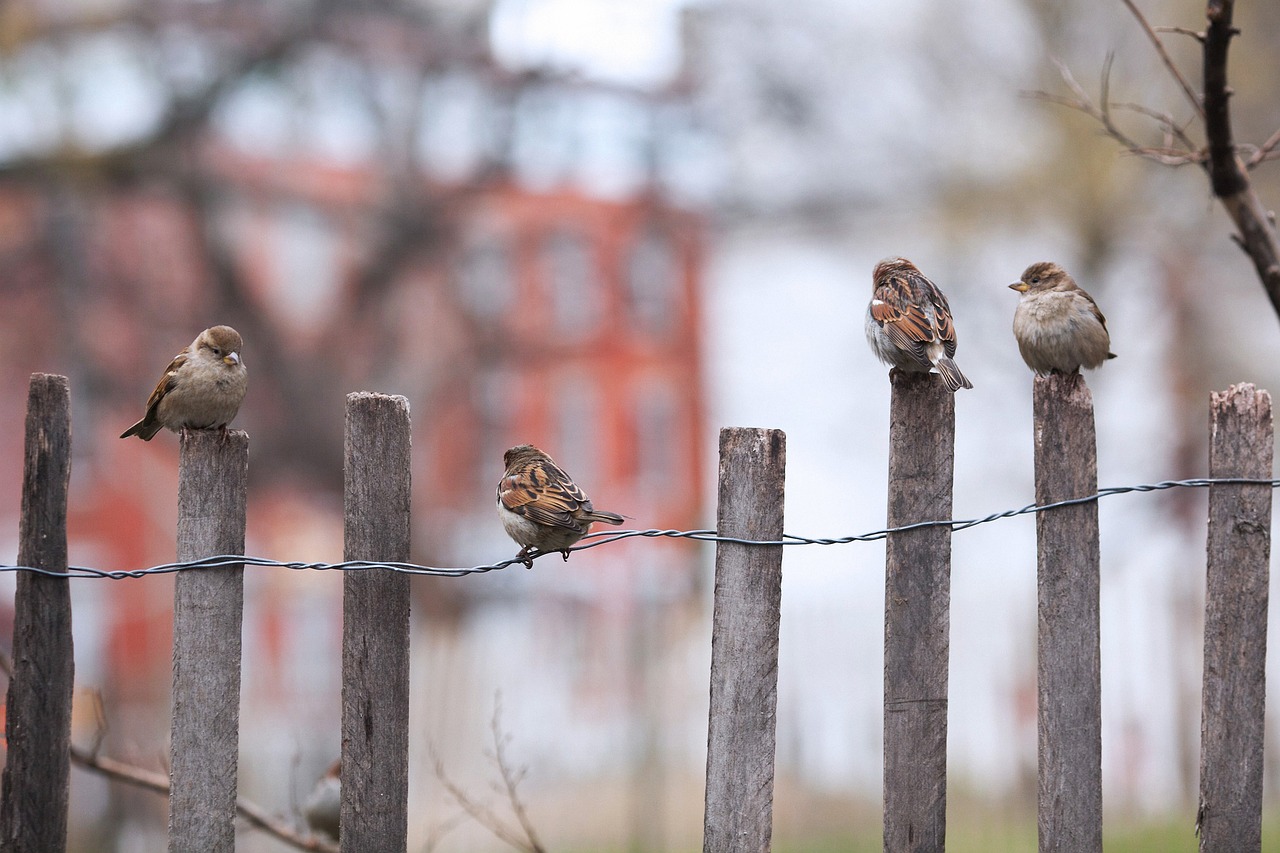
[1201,0,1243,195]
[1120,0,1205,119]
[0,650,338,853]
[1031,0,1280,322]
[489,700,547,853]
[1023,59,1202,167]
[1200,0,1280,313]
[431,755,542,853]
[429,696,549,853]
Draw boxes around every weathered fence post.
[883,371,953,853]
[1032,373,1102,853]
[703,427,785,853]
[341,393,411,853]
[0,375,73,853]
[1198,384,1272,853]
[168,429,249,852]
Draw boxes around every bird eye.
[1030,276,1040,283]
[211,347,222,356]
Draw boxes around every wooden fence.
[0,371,1272,853]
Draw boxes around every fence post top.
[346,391,409,407]
[179,429,248,447]
[1212,383,1271,410]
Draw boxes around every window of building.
[634,382,680,502]
[456,235,515,320]
[416,72,493,181]
[555,375,600,488]
[543,228,602,336]
[626,227,678,336]
[475,367,516,499]
[271,202,340,331]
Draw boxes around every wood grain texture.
[1198,384,1271,853]
[883,370,953,853]
[1032,373,1101,853]
[0,375,73,853]
[703,427,785,853]
[168,429,248,853]
[341,393,411,853]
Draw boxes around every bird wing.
[143,351,188,421]
[498,461,591,531]
[926,285,960,359]
[870,279,936,369]
[1078,289,1110,332]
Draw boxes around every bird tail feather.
[936,359,973,392]
[120,419,161,441]
[587,511,626,525]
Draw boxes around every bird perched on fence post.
[866,257,973,391]
[120,325,247,441]
[1009,262,1116,375]
[497,444,625,568]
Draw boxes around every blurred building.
[0,2,709,849]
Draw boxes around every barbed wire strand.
[1,477,1275,580]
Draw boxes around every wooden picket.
[1033,373,1103,853]
[0,373,1272,853]
[1,375,74,853]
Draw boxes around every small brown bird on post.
[866,257,973,391]
[497,444,625,568]
[120,325,247,441]
[1009,262,1116,375]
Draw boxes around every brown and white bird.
[866,257,973,391]
[120,325,247,440]
[497,444,625,568]
[1009,262,1116,375]
[302,759,341,842]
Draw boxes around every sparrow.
[1009,262,1116,375]
[866,257,973,391]
[497,444,625,568]
[302,759,340,841]
[120,325,247,440]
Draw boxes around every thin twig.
[1120,0,1205,119]
[432,753,538,853]
[422,809,472,853]
[1154,26,1205,43]
[1110,101,1200,154]
[1023,88,1199,167]
[428,696,548,853]
[1246,126,1280,168]
[490,700,547,853]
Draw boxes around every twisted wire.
[0,477,1273,580]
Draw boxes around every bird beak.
[224,352,241,366]
[1008,282,1029,293]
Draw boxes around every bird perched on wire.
[866,257,973,391]
[1009,261,1116,375]
[497,444,625,568]
[120,325,247,440]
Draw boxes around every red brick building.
[0,5,708,846]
